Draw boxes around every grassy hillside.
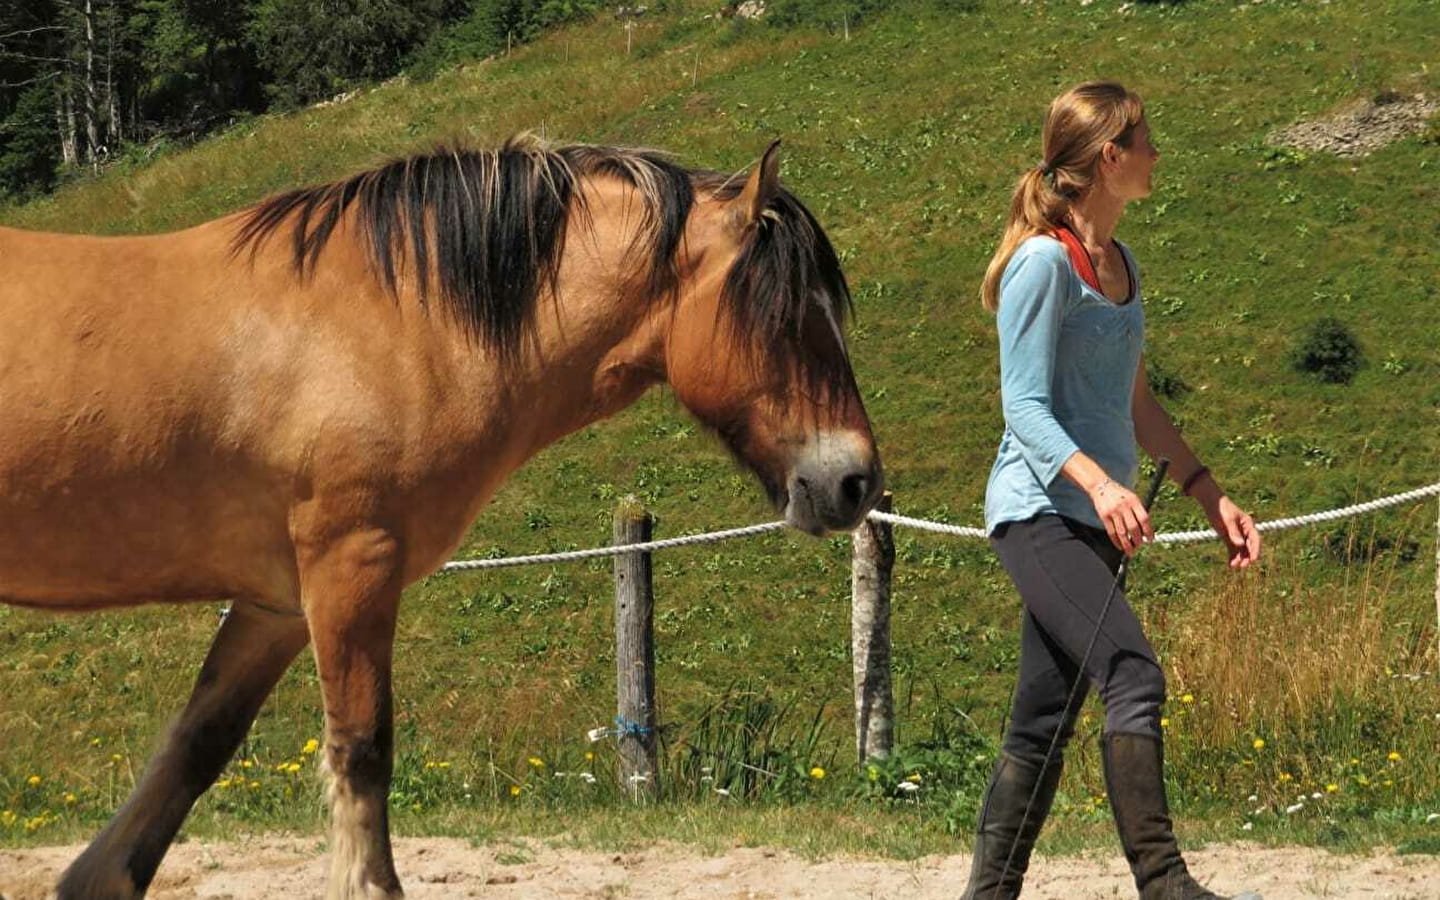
[1,0,1437,855]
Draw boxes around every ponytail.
[979,167,1071,312]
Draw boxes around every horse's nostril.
[840,472,869,508]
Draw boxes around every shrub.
[1146,357,1191,402]
[1290,316,1364,385]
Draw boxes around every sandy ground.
[3,837,1439,899]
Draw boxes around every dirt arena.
[3,837,1438,898]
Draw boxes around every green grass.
[2,0,1438,857]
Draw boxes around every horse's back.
[0,222,311,609]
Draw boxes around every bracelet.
[1181,465,1212,497]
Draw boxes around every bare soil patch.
[1268,92,1438,158]
[3,836,1438,898]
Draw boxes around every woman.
[961,82,1263,900]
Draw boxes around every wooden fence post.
[851,491,895,763]
[614,496,659,800]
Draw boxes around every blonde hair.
[980,82,1146,312]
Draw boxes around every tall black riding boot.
[1101,732,1262,900]
[960,752,1064,900]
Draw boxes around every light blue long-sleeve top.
[983,235,1145,534]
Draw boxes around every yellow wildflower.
[302,739,320,755]
[249,781,260,789]
[1278,772,1292,783]
[1160,718,1170,729]
[1326,784,1339,793]
[1252,739,1266,751]
[25,775,40,787]
[1387,751,1401,762]
[905,774,922,784]
[584,751,594,761]
[64,793,76,804]
[810,767,826,780]
[527,756,545,769]
[509,785,522,796]
[1181,694,1194,704]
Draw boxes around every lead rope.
[989,459,1171,899]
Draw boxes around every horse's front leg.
[56,601,310,900]
[302,529,406,900]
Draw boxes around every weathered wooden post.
[851,491,895,763]
[614,496,659,800]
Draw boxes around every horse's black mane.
[232,135,851,388]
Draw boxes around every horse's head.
[663,142,882,535]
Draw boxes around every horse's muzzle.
[783,432,884,535]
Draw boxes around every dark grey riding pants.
[990,514,1165,767]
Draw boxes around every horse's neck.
[453,284,666,455]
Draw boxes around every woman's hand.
[1089,479,1154,556]
[1204,495,1261,569]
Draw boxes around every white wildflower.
[897,782,920,793]
[1285,802,1304,815]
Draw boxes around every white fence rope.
[440,520,789,571]
[437,481,1440,572]
[1152,481,1440,545]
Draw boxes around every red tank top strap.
[1051,225,1103,293]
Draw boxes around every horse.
[0,134,883,899]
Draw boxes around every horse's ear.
[734,139,782,229]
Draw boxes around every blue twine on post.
[586,715,656,743]
[613,715,653,738]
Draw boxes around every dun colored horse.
[0,136,882,898]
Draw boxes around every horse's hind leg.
[302,530,405,900]
[56,602,309,900]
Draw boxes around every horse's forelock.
[715,187,855,410]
